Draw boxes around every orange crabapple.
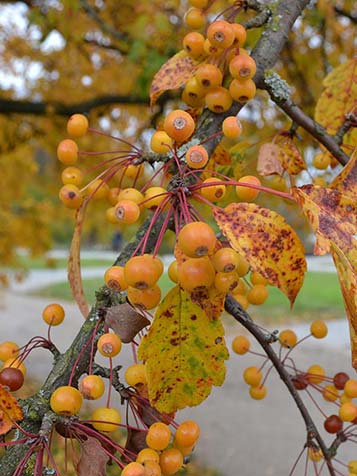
[232,335,250,355]
[185,145,209,169]
[249,385,267,400]
[247,284,269,305]
[127,285,162,310]
[91,407,121,432]
[125,363,147,386]
[235,254,250,277]
[184,7,206,30]
[125,164,144,179]
[159,448,184,475]
[104,266,128,291]
[168,260,178,283]
[189,0,208,7]
[61,166,83,186]
[231,23,247,46]
[143,186,169,210]
[150,130,173,154]
[183,31,205,59]
[79,374,105,400]
[211,247,240,273]
[118,187,144,204]
[136,448,160,464]
[229,54,257,80]
[106,207,119,224]
[214,271,240,293]
[57,139,78,164]
[182,89,205,108]
[339,402,357,422]
[66,113,88,137]
[308,447,323,462]
[50,386,83,416]
[124,254,163,289]
[348,461,357,474]
[310,320,328,339]
[183,76,205,99]
[205,86,233,113]
[177,221,216,258]
[207,20,235,49]
[340,393,352,404]
[86,179,110,200]
[146,422,171,451]
[0,341,19,362]
[107,187,121,205]
[231,293,249,310]
[306,364,325,384]
[200,177,226,202]
[115,199,141,224]
[222,116,242,140]
[250,271,269,286]
[164,109,195,143]
[97,333,122,357]
[322,385,339,402]
[42,303,65,326]
[234,279,247,295]
[344,379,357,398]
[203,38,223,56]
[243,366,262,386]
[174,420,200,447]
[278,329,297,348]
[313,152,331,170]
[235,175,261,201]
[195,63,223,89]
[122,462,145,476]
[59,184,83,209]
[229,78,256,102]
[178,257,216,292]
[141,460,161,476]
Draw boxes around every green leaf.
[138,286,229,413]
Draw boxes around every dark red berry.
[324,415,343,434]
[333,372,349,390]
[0,367,24,391]
[292,373,309,390]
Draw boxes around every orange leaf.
[213,203,306,306]
[257,143,284,176]
[150,50,200,106]
[292,185,357,256]
[330,243,357,369]
[330,147,357,199]
[275,135,306,175]
[68,198,90,318]
[0,384,23,434]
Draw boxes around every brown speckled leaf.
[138,286,228,413]
[213,203,306,306]
[150,50,200,106]
[257,143,283,176]
[68,198,89,318]
[211,142,232,165]
[76,436,109,476]
[0,384,23,435]
[331,148,357,199]
[105,303,150,343]
[275,135,306,175]
[292,185,357,256]
[331,243,357,370]
[189,287,225,321]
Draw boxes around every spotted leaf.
[213,203,306,306]
[0,384,23,435]
[150,50,200,106]
[275,135,306,175]
[330,148,357,199]
[138,286,229,413]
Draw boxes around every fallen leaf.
[68,198,90,318]
[105,303,150,343]
[213,203,306,306]
[75,436,109,476]
[138,286,228,413]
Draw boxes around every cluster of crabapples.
[232,320,357,469]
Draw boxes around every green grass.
[32,271,344,321]
[14,255,114,269]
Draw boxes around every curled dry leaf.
[105,302,150,343]
[213,203,306,307]
[68,198,90,318]
[75,436,109,476]
[257,143,284,176]
[150,50,200,106]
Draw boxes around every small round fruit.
[236,175,261,201]
[125,364,147,386]
[279,329,297,348]
[150,130,173,154]
[250,272,269,286]
[122,462,145,476]
[324,415,343,434]
[59,184,82,209]
[97,333,122,357]
[292,374,309,390]
[185,145,209,169]
[159,447,184,475]
[143,187,169,211]
[125,164,144,179]
[310,320,328,339]
[127,285,162,310]
[229,78,256,102]
[107,187,120,205]
[2,358,26,376]
[339,402,357,422]
[118,188,144,205]
[115,200,140,224]
[50,386,83,416]
[222,116,242,140]
[0,368,24,391]
[308,447,322,462]
[344,379,357,398]
[236,254,250,276]
[211,248,239,273]
[200,177,226,202]
[207,20,235,49]
[42,303,65,326]
[229,54,257,80]
[91,407,121,432]
[106,206,118,224]
[340,393,352,404]
[249,385,267,400]
[79,375,105,400]
[136,448,160,464]
[307,364,325,384]
[243,366,262,386]
[183,31,205,59]
[214,271,240,293]
[195,64,223,89]
[189,0,208,7]
[232,293,249,310]
[232,335,250,355]
[205,86,233,113]
[177,257,215,292]
[322,385,339,402]
[87,179,109,200]
[61,166,83,186]
[0,342,19,362]
[184,8,205,30]
[124,255,162,289]
[57,139,78,164]
[231,23,247,46]
[177,221,216,258]
[313,153,331,170]
[146,422,171,451]
[348,460,357,474]
[333,372,350,390]
[164,109,195,143]
[67,114,88,137]
[168,261,178,283]
[247,284,269,305]
[104,266,128,291]
[175,420,200,447]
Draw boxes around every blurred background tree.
[0,0,355,265]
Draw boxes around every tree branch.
[79,0,128,42]
[224,294,336,476]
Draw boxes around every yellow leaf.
[275,135,306,175]
[0,384,23,435]
[330,243,357,370]
[150,50,200,106]
[213,203,306,306]
[330,147,357,199]
[68,198,90,318]
[137,286,229,413]
[211,142,232,165]
[315,58,357,134]
[189,286,225,321]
